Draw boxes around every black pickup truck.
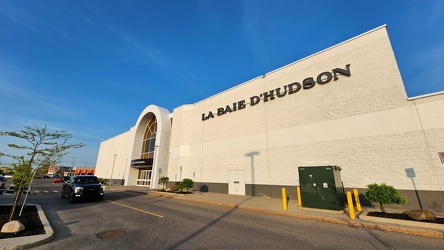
[61,175,104,203]
[0,176,6,190]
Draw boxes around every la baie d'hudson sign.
[201,64,351,121]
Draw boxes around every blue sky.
[0,1,443,167]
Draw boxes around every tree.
[11,159,33,188]
[0,125,84,221]
[158,176,169,190]
[364,183,407,213]
[180,178,194,193]
[35,162,51,177]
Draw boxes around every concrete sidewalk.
[2,186,443,250]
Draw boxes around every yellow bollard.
[282,188,288,210]
[353,189,362,212]
[346,191,355,219]
[297,186,302,206]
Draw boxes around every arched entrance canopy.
[130,105,171,188]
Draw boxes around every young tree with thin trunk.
[364,183,407,213]
[180,178,194,193]
[158,176,169,190]
[0,125,84,221]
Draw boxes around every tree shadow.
[168,196,255,249]
[245,151,260,196]
[405,168,423,210]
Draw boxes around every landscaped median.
[359,211,444,231]
[0,204,54,250]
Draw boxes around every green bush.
[98,178,107,184]
[180,178,194,193]
[158,176,169,190]
[170,185,181,193]
[364,183,407,213]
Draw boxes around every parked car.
[0,176,6,189]
[36,175,51,178]
[53,176,65,183]
[61,175,104,203]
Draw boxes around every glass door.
[136,169,152,187]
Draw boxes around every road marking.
[106,200,164,218]
[29,190,60,193]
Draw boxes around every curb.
[359,213,444,232]
[146,191,444,239]
[0,204,54,250]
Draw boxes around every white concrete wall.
[409,94,444,192]
[97,25,444,195]
[168,26,444,192]
[95,129,134,184]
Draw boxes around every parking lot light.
[110,154,117,186]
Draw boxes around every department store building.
[95,25,444,212]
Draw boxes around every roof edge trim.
[408,90,444,101]
[265,25,388,76]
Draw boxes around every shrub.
[364,183,407,213]
[180,178,194,193]
[158,176,169,190]
[170,185,181,193]
[98,178,107,184]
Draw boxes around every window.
[141,119,157,159]
[76,176,99,184]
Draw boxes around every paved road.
[2,179,443,250]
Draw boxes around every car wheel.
[69,192,76,204]
[97,195,104,201]
[61,190,66,199]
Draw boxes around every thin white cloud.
[408,43,444,94]
[104,25,208,96]
[427,1,444,26]
[0,62,79,118]
[240,2,265,70]
[107,25,170,68]
[0,2,42,34]
[416,44,444,65]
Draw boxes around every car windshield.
[75,177,99,184]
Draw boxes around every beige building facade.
[95,25,444,212]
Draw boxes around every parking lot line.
[107,200,164,218]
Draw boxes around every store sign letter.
[201,64,351,121]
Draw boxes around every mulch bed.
[157,190,193,194]
[0,205,45,239]
[367,211,444,224]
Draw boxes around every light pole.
[71,157,76,173]
[110,154,117,186]
[123,158,128,185]
[154,145,159,189]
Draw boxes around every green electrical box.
[298,166,345,211]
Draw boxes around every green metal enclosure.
[298,166,345,210]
